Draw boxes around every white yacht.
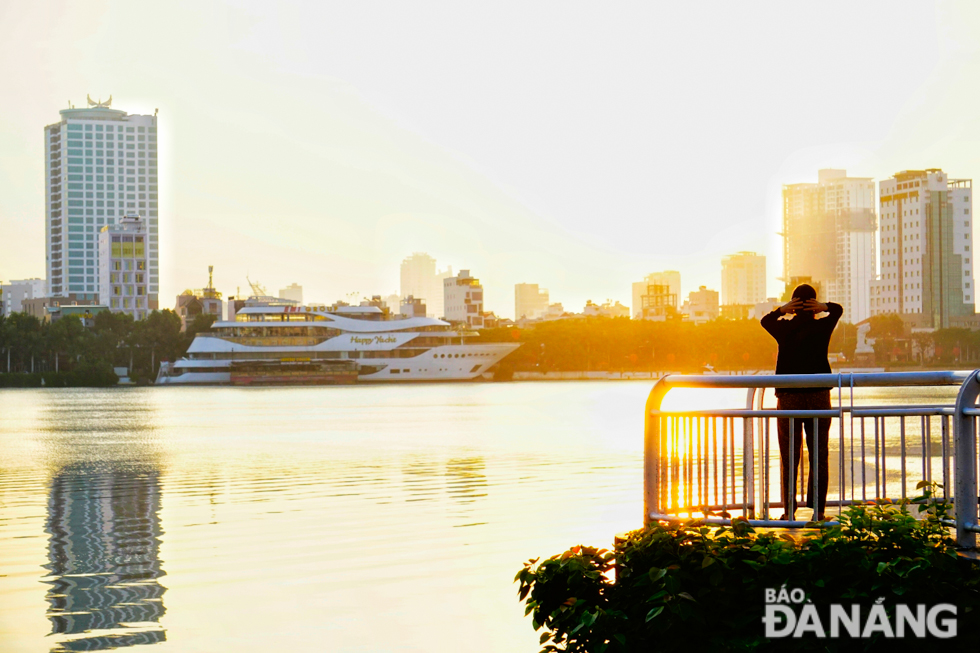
[156,301,520,385]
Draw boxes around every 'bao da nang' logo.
[762,586,957,639]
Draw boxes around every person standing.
[760,284,843,521]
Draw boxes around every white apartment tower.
[98,214,150,320]
[515,283,549,320]
[721,252,766,306]
[443,270,483,327]
[400,253,452,319]
[782,170,876,322]
[45,97,158,308]
[870,169,974,328]
[632,271,681,319]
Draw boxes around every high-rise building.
[515,283,549,320]
[45,97,158,308]
[279,283,303,304]
[632,271,680,319]
[1,278,46,316]
[721,252,766,306]
[782,170,877,322]
[870,169,974,328]
[443,270,483,327]
[98,214,150,320]
[400,253,452,318]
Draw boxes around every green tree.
[131,310,183,381]
[47,315,91,372]
[91,311,135,369]
[867,313,907,365]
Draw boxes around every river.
[0,382,654,652]
[0,381,963,652]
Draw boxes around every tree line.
[0,310,216,386]
[476,313,978,373]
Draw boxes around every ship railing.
[643,371,980,549]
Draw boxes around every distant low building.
[279,283,303,304]
[682,286,719,323]
[45,303,109,327]
[583,300,630,318]
[750,298,781,320]
[482,312,513,328]
[175,293,223,331]
[22,297,59,320]
[175,267,223,331]
[1,278,46,316]
[720,304,752,320]
[226,297,248,322]
[444,270,484,327]
[400,295,427,319]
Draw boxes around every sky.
[3,0,980,318]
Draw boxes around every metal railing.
[643,371,980,549]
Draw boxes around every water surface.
[0,382,652,652]
[0,381,960,651]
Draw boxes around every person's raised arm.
[761,298,801,337]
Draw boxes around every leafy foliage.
[478,317,780,373]
[0,309,191,385]
[516,487,980,651]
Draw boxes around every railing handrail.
[656,370,971,390]
[643,369,980,550]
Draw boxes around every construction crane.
[246,275,270,299]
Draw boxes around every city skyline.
[4,3,980,319]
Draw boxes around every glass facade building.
[45,100,158,309]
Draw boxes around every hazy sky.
[3,1,980,318]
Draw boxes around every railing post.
[644,377,671,525]
[953,371,980,549]
[744,388,757,518]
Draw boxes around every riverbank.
[487,367,887,382]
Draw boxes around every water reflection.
[446,457,487,504]
[44,464,166,651]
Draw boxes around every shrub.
[0,365,118,388]
[516,485,980,651]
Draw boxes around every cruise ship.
[156,300,520,385]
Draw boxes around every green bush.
[516,486,980,651]
[0,364,118,388]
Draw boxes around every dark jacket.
[760,303,843,395]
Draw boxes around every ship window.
[470,365,481,373]
[391,369,400,374]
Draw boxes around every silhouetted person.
[761,284,842,521]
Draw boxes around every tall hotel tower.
[782,170,877,323]
[870,169,974,328]
[45,97,158,308]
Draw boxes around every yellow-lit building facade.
[98,214,152,319]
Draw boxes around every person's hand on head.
[779,298,803,314]
[802,299,828,313]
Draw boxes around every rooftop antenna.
[201,265,221,299]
